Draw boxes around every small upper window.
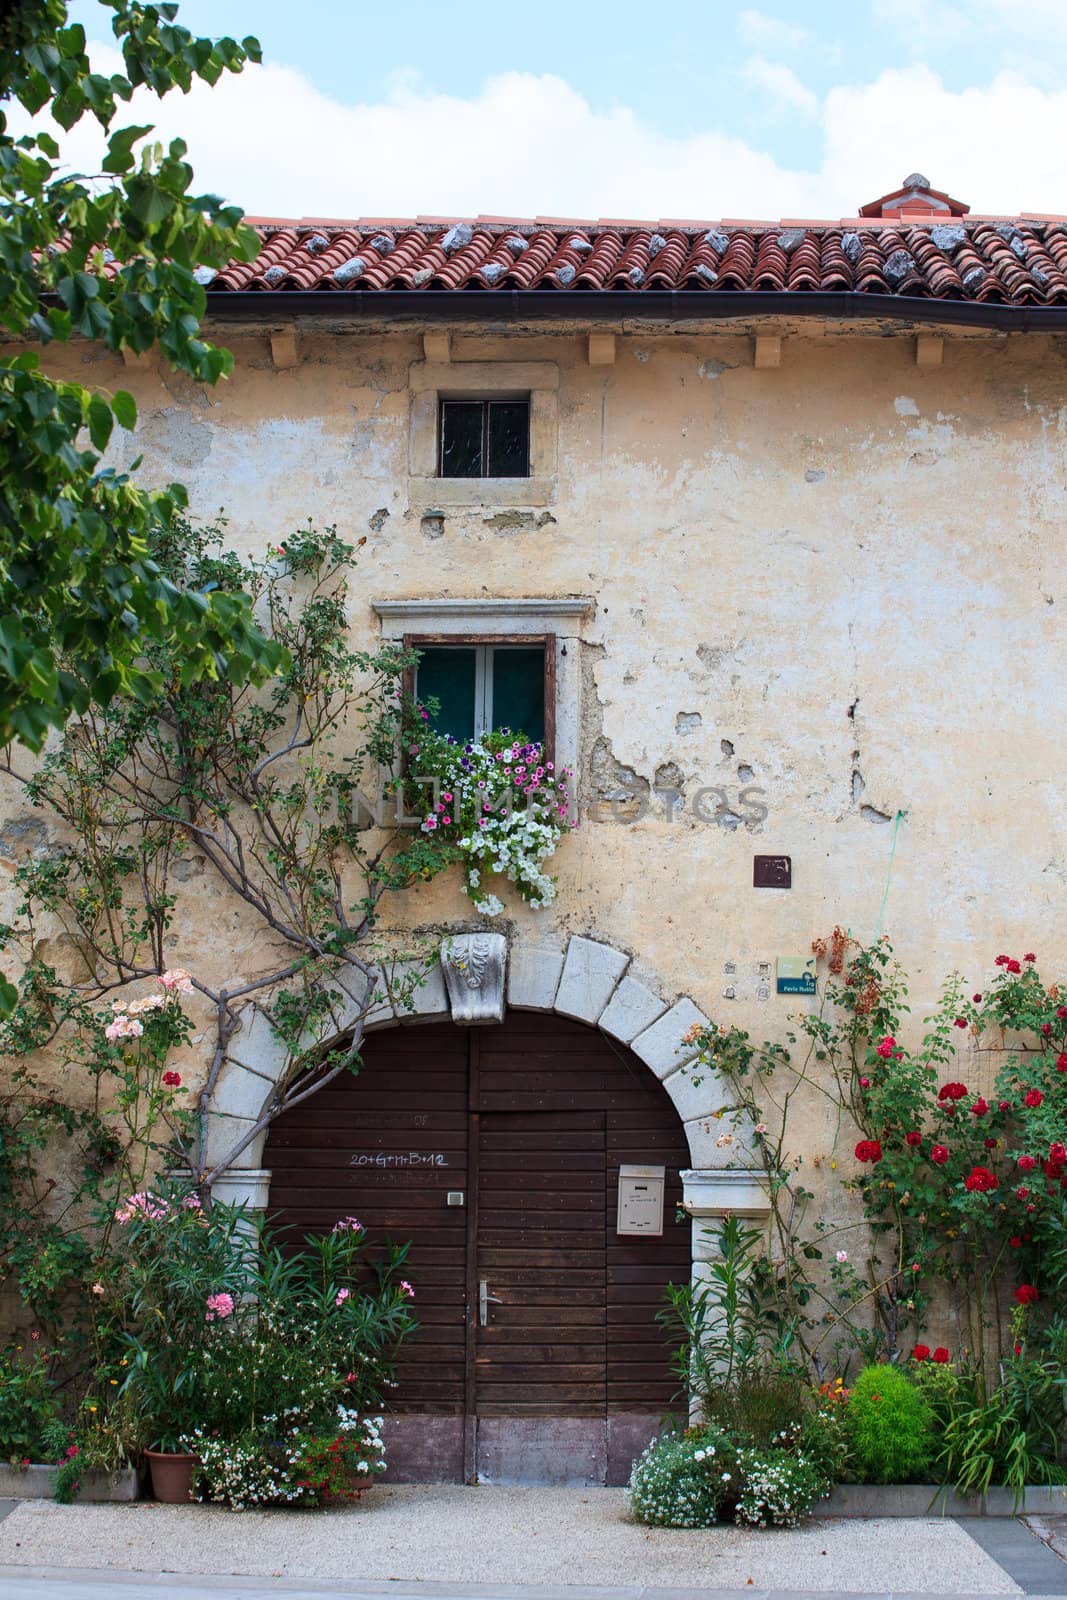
[439,397,530,479]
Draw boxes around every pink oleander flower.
[332,1216,363,1234]
[205,1291,235,1323]
[399,1280,414,1298]
[91,1282,104,1296]
[159,968,194,996]
[181,1193,202,1211]
[114,1191,169,1224]
[335,1288,351,1306]
[105,1014,144,1042]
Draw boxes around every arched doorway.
[264,1010,691,1484]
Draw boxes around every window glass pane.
[440,401,483,477]
[487,400,530,477]
[416,647,477,741]
[492,646,544,743]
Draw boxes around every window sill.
[408,476,556,510]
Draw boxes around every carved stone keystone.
[440,933,507,1024]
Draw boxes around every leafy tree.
[0,0,282,766]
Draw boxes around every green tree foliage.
[0,0,282,769]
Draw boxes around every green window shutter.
[416,647,477,741]
[492,646,544,743]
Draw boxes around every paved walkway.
[0,1489,1064,1596]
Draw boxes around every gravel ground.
[0,1487,1022,1594]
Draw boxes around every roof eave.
[203,288,1066,332]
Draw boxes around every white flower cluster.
[418,737,573,913]
[733,1448,828,1529]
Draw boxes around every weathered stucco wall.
[3,319,1065,1177]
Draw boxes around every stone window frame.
[372,598,592,783]
[408,361,559,509]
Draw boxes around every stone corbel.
[440,933,507,1024]
[680,1167,772,1219]
[209,1168,272,1212]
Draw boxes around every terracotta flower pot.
[145,1449,198,1504]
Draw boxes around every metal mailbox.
[616,1164,666,1236]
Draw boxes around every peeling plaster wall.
[5,323,1067,1274]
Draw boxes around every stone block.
[202,1111,265,1172]
[630,998,709,1078]
[392,959,449,1022]
[661,1063,734,1123]
[362,967,396,1031]
[508,945,564,1011]
[224,1005,287,1078]
[212,1060,272,1124]
[554,936,629,1023]
[684,1109,759,1166]
[598,976,666,1044]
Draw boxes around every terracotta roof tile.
[195,218,1067,307]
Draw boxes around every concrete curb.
[0,1464,139,1501]
[823,1483,1067,1517]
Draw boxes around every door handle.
[479,1278,503,1326]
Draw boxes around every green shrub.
[0,1349,62,1463]
[734,1447,830,1527]
[629,1429,738,1528]
[847,1364,934,1484]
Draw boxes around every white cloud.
[737,9,809,51]
[11,47,1067,223]
[741,56,820,119]
[875,0,1067,42]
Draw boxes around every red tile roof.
[205,215,1067,307]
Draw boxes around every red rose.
[931,1144,950,1165]
[1058,1006,1067,1019]
[1013,1343,1023,1356]
[1044,1160,1065,1181]
[999,1100,1012,1110]
[983,1138,997,1149]
[1042,1023,1053,1036]
[875,1036,896,1059]
[1024,1089,1043,1107]
[932,1348,950,1364]
[1018,1155,1037,1171]
[995,955,1010,966]
[162,1070,182,1087]
[1024,953,1036,963]
[938,1082,968,1102]
[1007,960,1022,974]
[1016,1185,1031,1200]
[970,1098,989,1117]
[973,994,983,1003]
[859,1076,871,1089]
[911,1344,930,1362]
[905,1131,923,1147]
[964,1166,998,1193]
[954,1018,968,1029]
[1057,1055,1067,1074]
[1050,1142,1067,1164]
[855,1139,883,1164]
[1009,1236,1023,1248]
[1015,1284,1038,1305]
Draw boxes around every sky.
[50,0,1067,220]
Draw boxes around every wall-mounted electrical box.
[617,1165,666,1236]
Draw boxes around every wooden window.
[439,398,530,479]
[403,635,556,762]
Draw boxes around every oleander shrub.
[846,1364,934,1484]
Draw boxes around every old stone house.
[15,173,1067,1483]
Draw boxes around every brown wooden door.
[476,1110,607,1415]
[265,1012,689,1437]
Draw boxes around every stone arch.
[205,933,769,1226]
